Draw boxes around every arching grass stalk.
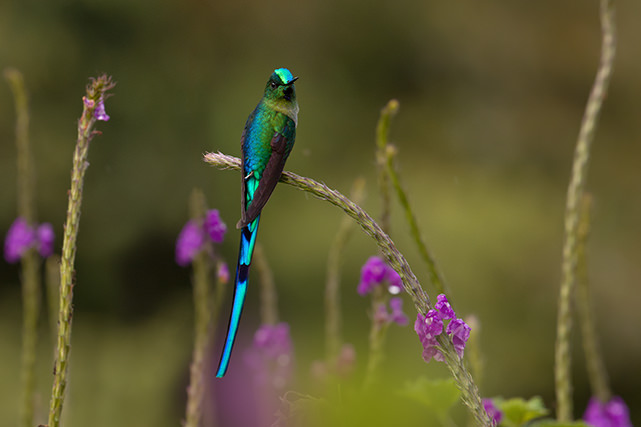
[555,0,616,421]
[47,75,115,427]
[5,67,41,427]
[575,195,611,403]
[204,152,491,426]
[325,178,365,366]
[184,188,215,427]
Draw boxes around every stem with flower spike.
[48,75,114,427]
[5,67,42,427]
[555,0,615,421]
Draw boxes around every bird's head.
[265,68,298,103]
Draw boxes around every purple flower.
[205,209,227,243]
[357,256,405,296]
[446,318,471,358]
[175,220,205,266]
[4,218,35,263]
[94,97,110,121]
[415,297,472,363]
[36,223,55,258]
[414,310,444,363]
[176,210,227,266]
[389,297,408,326]
[386,267,403,294]
[584,396,632,427]
[245,323,294,390]
[357,256,388,295]
[415,309,443,339]
[217,261,230,284]
[483,398,503,426]
[435,293,455,320]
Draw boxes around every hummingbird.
[216,68,299,377]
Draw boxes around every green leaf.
[497,396,550,427]
[398,377,461,417]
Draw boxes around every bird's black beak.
[289,76,299,84]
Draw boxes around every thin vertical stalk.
[575,195,611,403]
[48,75,114,427]
[5,67,41,427]
[375,100,398,235]
[204,152,491,426]
[325,178,365,365]
[255,244,279,325]
[377,99,448,295]
[20,250,40,427]
[184,189,214,427]
[362,286,389,389]
[46,255,61,342]
[555,0,616,421]
[362,101,398,387]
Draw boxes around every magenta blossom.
[446,318,471,358]
[217,261,230,284]
[357,256,404,295]
[482,398,503,426]
[4,218,35,263]
[583,396,632,427]
[244,323,294,390]
[36,223,55,258]
[4,218,55,263]
[94,97,110,121]
[175,220,205,266]
[205,209,227,243]
[435,293,455,319]
[175,210,227,267]
[414,294,471,362]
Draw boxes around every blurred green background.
[1,0,640,425]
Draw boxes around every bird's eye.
[270,81,277,89]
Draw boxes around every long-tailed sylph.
[216,68,299,377]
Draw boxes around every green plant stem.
[184,188,214,427]
[575,195,611,403]
[204,152,491,426]
[5,68,35,223]
[255,243,279,325]
[362,286,389,389]
[375,100,399,234]
[376,99,448,295]
[325,178,365,366]
[48,75,114,427]
[20,250,40,427]
[555,0,615,421]
[385,146,448,296]
[46,255,61,343]
[5,67,41,427]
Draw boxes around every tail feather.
[216,216,260,377]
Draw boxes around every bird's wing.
[237,131,289,229]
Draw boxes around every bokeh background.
[1,0,640,426]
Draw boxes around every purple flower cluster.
[482,398,503,426]
[357,256,403,296]
[4,217,55,263]
[175,209,227,266]
[583,396,632,427]
[414,294,471,362]
[217,261,230,284]
[83,96,110,121]
[244,323,294,390]
[375,297,409,326]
